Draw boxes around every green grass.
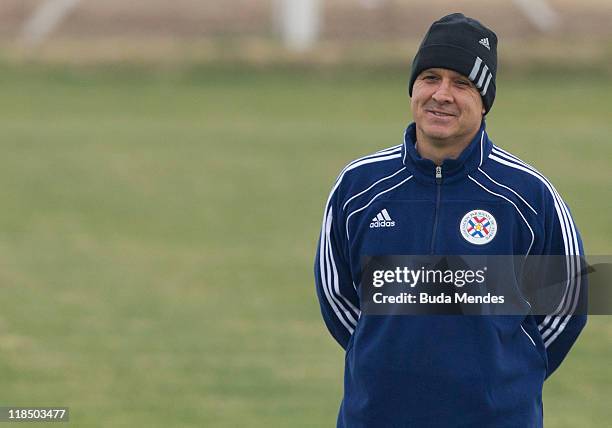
[0,65,609,427]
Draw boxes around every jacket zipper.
[430,165,442,254]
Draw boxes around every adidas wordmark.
[370,208,396,228]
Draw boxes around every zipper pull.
[435,165,442,184]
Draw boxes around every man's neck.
[415,128,479,166]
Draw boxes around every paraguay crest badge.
[460,210,497,245]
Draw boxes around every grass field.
[0,65,610,427]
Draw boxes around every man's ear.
[482,108,486,115]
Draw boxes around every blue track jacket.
[314,122,587,427]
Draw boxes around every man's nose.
[431,79,454,103]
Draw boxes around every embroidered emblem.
[460,210,497,245]
[479,38,490,50]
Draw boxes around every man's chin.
[422,125,455,142]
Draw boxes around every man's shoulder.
[482,144,558,208]
[327,144,406,207]
[335,144,404,183]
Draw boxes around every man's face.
[411,68,484,145]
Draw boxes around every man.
[314,13,587,427]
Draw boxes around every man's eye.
[456,80,470,86]
[423,75,437,81]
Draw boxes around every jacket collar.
[401,121,492,184]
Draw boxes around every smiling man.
[411,67,485,163]
[314,13,587,427]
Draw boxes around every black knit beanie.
[409,13,498,114]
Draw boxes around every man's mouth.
[426,109,456,117]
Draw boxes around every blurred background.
[0,1,610,426]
